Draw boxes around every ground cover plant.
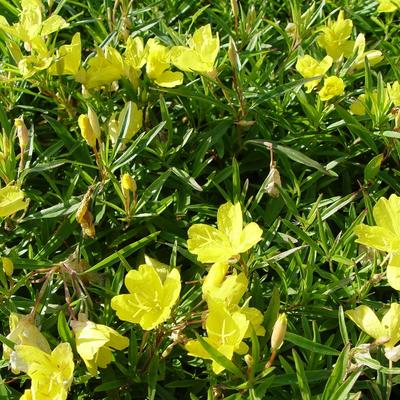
[1,0,400,398]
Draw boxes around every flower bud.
[265,163,281,198]
[285,22,297,38]
[2,257,13,277]
[244,354,253,368]
[230,0,239,19]
[271,313,287,352]
[78,114,96,148]
[87,107,101,141]
[121,173,136,193]
[228,38,240,72]
[76,187,95,238]
[14,117,29,148]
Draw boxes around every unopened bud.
[81,85,90,99]
[78,114,96,148]
[14,117,29,148]
[121,173,136,193]
[228,38,240,71]
[230,0,239,18]
[285,23,297,38]
[265,163,281,198]
[271,313,287,352]
[87,107,101,141]
[76,187,95,238]
[2,257,13,277]
[244,354,253,368]
[246,5,256,33]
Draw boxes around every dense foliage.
[1,0,400,399]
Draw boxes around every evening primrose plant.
[3,0,400,398]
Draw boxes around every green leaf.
[57,311,75,347]
[364,154,383,182]
[147,354,159,400]
[321,344,351,400]
[285,332,340,356]
[85,231,159,273]
[329,370,362,400]
[264,287,280,340]
[197,336,245,378]
[293,349,311,400]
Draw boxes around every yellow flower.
[111,263,181,330]
[11,342,74,400]
[295,55,333,92]
[187,202,263,264]
[0,0,68,55]
[145,39,183,87]
[0,184,28,217]
[202,262,265,337]
[202,262,247,305]
[185,299,248,374]
[352,34,383,70]
[317,10,354,60]
[18,55,53,78]
[49,32,81,76]
[124,37,147,70]
[318,76,345,101]
[388,81,400,106]
[346,304,400,349]
[76,47,124,89]
[354,194,400,290]
[3,313,51,372]
[71,315,129,375]
[170,24,219,74]
[377,0,400,12]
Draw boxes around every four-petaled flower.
[111,263,181,330]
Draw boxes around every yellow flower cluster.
[4,311,130,399]
[0,2,219,90]
[295,10,383,102]
[186,202,265,373]
[5,314,74,400]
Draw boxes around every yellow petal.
[202,262,229,298]
[49,32,81,76]
[387,254,400,290]
[346,305,386,340]
[0,185,27,217]
[187,224,233,263]
[237,222,263,253]
[20,389,33,400]
[154,71,183,88]
[72,320,109,360]
[161,268,181,309]
[373,194,400,236]
[40,15,68,36]
[354,224,400,253]
[382,303,400,347]
[217,202,243,249]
